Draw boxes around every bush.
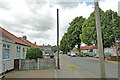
[26,47,43,59]
[77,54,84,57]
[50,54,54,58]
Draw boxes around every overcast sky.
[0,0,119,46]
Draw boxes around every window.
[2,44,10,60]
[16,46,21,58]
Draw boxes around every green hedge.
[77,54,84,57]
[26,47,43,59]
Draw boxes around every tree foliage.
[51,45,57,53]
[60,16,86,54]
[60,9,120,54]
[26,47,43,59]
[80,9,120,48]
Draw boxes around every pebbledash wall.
[0,29,15,75]
[2,40,15,72]
[14,44,29,60]
[0,39,2,74]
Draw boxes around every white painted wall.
[2,41,15,72]
[0,41,2,74]
[21,46,29,59]
[14,44,30,59]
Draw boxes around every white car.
[71,52,76,57]
[44,54,49,58]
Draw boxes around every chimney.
[34,42,36,45]
[23,36,27,40]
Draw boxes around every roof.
[0,27,43,50]
[19,37,43,50]
[71,47,78,52]
[0,27,29,46]
[71,46,83,52]
[82,45,98,50]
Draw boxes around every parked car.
[104,52,111,57]
[67,52,71,56]
[44,53,50,58]
[83,53,89,57]
[71,52,76,57]
[95,52,111,58]
[88,52,96,57]
[95,54,99,58]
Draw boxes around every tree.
[60,16,86,53]
[67,16,86,52]
[26,47,43,59]
[80,9,120,48]
[51,45,57,53]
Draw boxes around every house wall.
[14,44,29,59]
[2,41,15,72]
[0,41,2,74]
[81,50,87,53]
[21,46,30,59]
[14,44,30,59]
[93,49,98,54]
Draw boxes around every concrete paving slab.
[5,70,54,78]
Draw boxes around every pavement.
[5,70,54,78]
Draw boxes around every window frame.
[2,44,10,60]
[16,46,21,59]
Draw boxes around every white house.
[0,30,15,77]
[0,27,43,77]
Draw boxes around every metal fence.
[20,58,56,70]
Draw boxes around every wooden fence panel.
[21,59,37,70]
[20,58,56,70]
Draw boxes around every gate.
[14,59,19,70]
[20,58,56,70]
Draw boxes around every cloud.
[0,0,119,46]
[55,2,79,9]
[99,0,119,12]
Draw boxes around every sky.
[0,0,119,46]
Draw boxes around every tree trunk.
[78,44,81,54]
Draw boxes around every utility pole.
[57,9,60,69]
[94,0,106,80]
[112,14,119,61]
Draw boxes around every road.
[60,54,119,78]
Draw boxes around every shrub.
[77,54,84,57]
[26,47,43,59]
[50,54,54,58]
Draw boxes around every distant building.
[39,44,51,54]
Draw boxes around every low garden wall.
[106,56,120,61]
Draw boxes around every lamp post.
[57,9,60,69]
